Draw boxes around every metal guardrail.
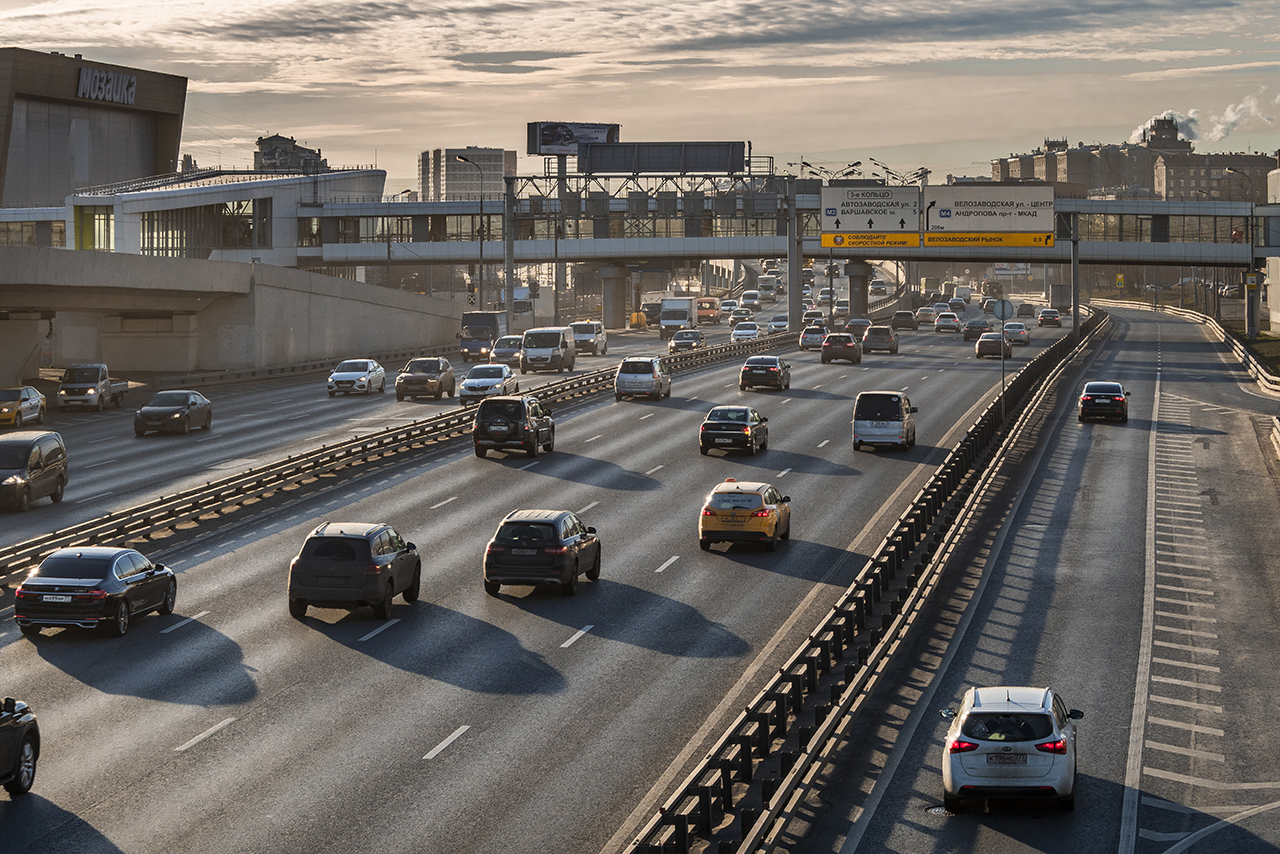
[627,308,1108,853]
[0,332,794,587]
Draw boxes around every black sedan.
[0,696,38,796]
[483,509,600,597]
[962,318,993,341]
[1078,381,1130,423]
[669,329,706,353]
[699,405,769,455]
[14,547,177,637]
[133,390,211,436]
[740,355,790,391]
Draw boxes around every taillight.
[767,367,778,372]
[701,508,717,517]
[751,509,771,517]
[1035,739,1067,754]
[544,546,568,555]
[741,427,751,435]
[15,588,32,599]
[949,739,980,753]
[77,589,108,600]
[365,562,381,575]
[486,544,504,554]
[1080,395,1092,401]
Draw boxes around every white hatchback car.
[933,312,962,333]
[328,359,386,396]
[731,322,761,342]
[940,686,1083,812]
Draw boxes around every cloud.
[1129,110,1202,143]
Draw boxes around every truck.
[459,311,508,363]
[658,297,697,339]
[57,363,128,410]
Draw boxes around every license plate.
[43,594,72,603]
[752,369,766,373]
[987,753,1027,765]
[715,438,733,443]
[512,548,537,556]
[873,421,888,427]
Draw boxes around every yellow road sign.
[923,232,1054,248]
[821,233,921,249]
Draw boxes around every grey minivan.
[0,432,68,512]
[614,357,672,400]
[852,391,917,451]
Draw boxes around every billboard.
[922,186,1054,233]
[576,142,746,175]
[528,122,620,156]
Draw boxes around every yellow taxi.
[698,478,791,552]
[0,386,46,429]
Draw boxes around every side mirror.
[939,708,956,721]
[910,406,919,413]
[2,697,14,714]
[405,542,417,552]
[760,416,768,423]
[1068,709,1084,720]
[1125,391,1131,397]
[780,495,791,503]
[153,563,166,572]
[586,526,597,534]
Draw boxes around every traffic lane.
[0,330,701,547]
[827,307,1157,852]
[0,344,1009,851]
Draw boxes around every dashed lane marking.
[561,625,594,648]
[358,619,401,642]
[161,611,211,634]
[655,556,679,573]
[577,501,598,515]
[430,496,457,510]
[175,718,236,752]
[423,725,470,760]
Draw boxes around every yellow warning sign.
[923,232,1055,248]
[821,233,921,249]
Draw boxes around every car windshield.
[0,389,21,401]
[736,323,758,330]
[477,399,524,418]
[855,395,903,421]
[334,361,369,373]
[497,522,558,544]
[744,357,775,366]
[468,366,504,379]
[524,332,562,348]
[35,555,114,580]
[146,392,189,407]
[708,492,764,511]
[495,336,522,348]
[826,335,852,344]
[675,331,698,340]
[1006,324,1025,331]
[570,323,595,334]
[0,446,29,468]
[979,333,1003,341]
[302,537,370,561]
[961,712,1055,742]
[708,407,749,422]
[803,326,823,335]
[461,326,491,339]
[404,359,441,373]
[62,367,100,383]
[619,360,654,375]
[1085,383,1123,394]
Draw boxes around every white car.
[741,290,762,310]
[720,299,739,316]
[459,364,519,404]
[940,685,1083,812]
[834,298,850,318]
[797,326,826,350]
[817,288,837,302]
[327,359,386,396]
[731,322,761,342]
[1003,322,1031,345]
[934,312,962,333]
[768,314,790,334]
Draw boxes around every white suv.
[940,685,1083,812]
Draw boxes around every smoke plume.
[1130,93,1274,145]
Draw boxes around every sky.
[2,0,1279,193]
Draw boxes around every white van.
[757,276,780,302]
[569,321,607,355]
[742,290,762,310]
[851,390,917,451]
[520,327,576,374]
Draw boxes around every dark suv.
[472,395,555,458]
[861,326,900,354]
[483,509,601,597]
[287,523,421,620]
[0,431,68,512]
[0,696,39,797]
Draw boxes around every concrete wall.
[0,316,49,385]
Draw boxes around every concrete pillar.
[846,261,873,317]
[0,317,49,384]
[599,265,630,329]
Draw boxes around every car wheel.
[403,563,421,603]
[372,581,394,619]
[561,565,578,597]
[14,489,30,512]
[602,345,607,355]
[586,549,601,580]
[474,445,486,458]
[435,389,442,400]
[203,415,212,430]
[96,396,105,412]
[943,795,962,813]
[1078,414,1085,423]
[651,389,661,400]
[180,417,190,435]
[664,384,671,399]
[158,579,177,615]
[699,539,711,551]
[19,624,39,638]
[766,529,778,552]
[378,380,386,393]
[50,479,65,503]
[108,600,130,637]
[12,413,20,429]
[4,736,36,796]
[449,383,456,398]
[328,391,335,397]
[739,383,747,391]
[616,393,623,401]
[782,518,791,540]
[526,436,539,458]
[544,429,555,453]
[699,445,709,455]
[396,390,405,401]
[36,406,45,425]
[1121,413,1129,424]
[484,580,501,597]
[289,599,308,619]
[748,437,757,456]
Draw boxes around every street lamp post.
[1227,167,1258,339]
[455,155,485,308]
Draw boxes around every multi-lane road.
[1,294,1080,853]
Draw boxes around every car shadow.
[484,451,664,492]
[501,578,750,658]
[26,617,258,707]
[0,795,126,853]
[311,603,565,696]
[747,387,851,402]
[708,539,858,583]
[703,447,862,477]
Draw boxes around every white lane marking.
[643,464,665,476]
[813,384,824,389]
[1155,584,1214,596]
[585,435,603,442]
[577,501,598,515]
[1150,695,1222,712]
[430,496,457,510]
[1145,769,1280,791]
[1156,610,1217,623]
[900,385,909,391]
[1152,675,1221,691]
[1146,741,1226,762]
[75,491,114,504]
[87,436,115,444]
[640,413,654,420]
[1148,717,1225,736]
[779,398,793,405]
[358,619,401,642]
[1153,657,1220,672]
[1154,640,1219,655]
[688,397,698,402]
[161,611,210,634]
[655,556,679,573]
[839,374,848,378]
[423,725,470,760]
[519,461,540,471]
[175,718,236,752]
[1156,560,1212,571]
[777,468,792,477]
[288,413,311,420]
[83,459,117,469]
[1154,625,1218,639]
[560,625,594,648]
[818,440,830,448]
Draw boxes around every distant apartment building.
[418,146,517,201]
[990,117,1276,202]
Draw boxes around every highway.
[0,296,1070,853]
[783,305,1280,853]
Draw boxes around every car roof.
[45,546,137,560]
[710,478,772,495]
[0,430,61,446]
[309,522,387,538]
[502,509,571,523]
[965,318,989,325]
[967,686,1052,713]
